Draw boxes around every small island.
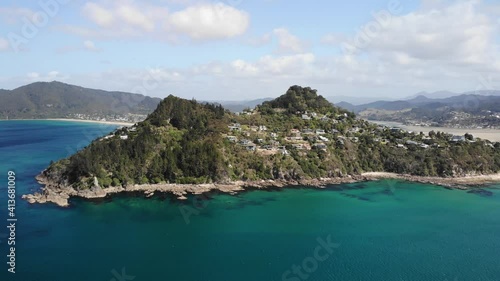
[24,86,500,207]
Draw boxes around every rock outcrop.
[22,172,500,207]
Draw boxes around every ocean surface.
[0,120,500,281]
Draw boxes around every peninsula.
[24,86,500,207]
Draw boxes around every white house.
[450,135,466,142]
[318,136,329,142]
[315,129,326,135]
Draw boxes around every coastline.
[370,121,500,142]
[22,172,500,207]
[0,118,135,126]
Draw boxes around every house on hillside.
[302,128,314,135]
[245,143,257,151]
[315,129,326,135]
[349,127,360,133]
[313,143,328,150]
[228,123,242,132]
[319,136,329,142]
[406,140,419,146]
[292,144,305,150]
[278,146,289,155]
[240,139,252,146]
[450,135,466,142]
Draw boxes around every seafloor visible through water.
[1,120,499,281]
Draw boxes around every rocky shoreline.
[22,172,500,207]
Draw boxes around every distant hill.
[327,95,396,105]
[343,93,500,113]
[0,81,162,119]
[259,85,335,114]
[336,91,500,128]
[405,91,457,100]
[207,98,273,112]
[335,101,357,112]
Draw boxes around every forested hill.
[41,86,500,190]
[259,85,334,114]
[0,81,161,119]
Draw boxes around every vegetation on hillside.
[0,81,161,119]
[42,86,500,189]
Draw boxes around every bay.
[0,120,499,281]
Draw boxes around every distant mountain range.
[334,91,500,128]
[2,81,499,128]
[327,95,397,105]
[337,91,500,113]
[0,81,275,120]
[203,98,273,112]
[0,81,162,120]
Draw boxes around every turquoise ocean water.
[0,120,499,281]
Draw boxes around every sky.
[0,0,500,101]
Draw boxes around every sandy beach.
[371,121,500,142]
[45,118,135,126]
[0,118,135,126]
[361,172,500,189]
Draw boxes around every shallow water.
[0,120,499,281]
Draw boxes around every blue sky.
[1,0,500,101]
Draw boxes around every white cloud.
[116,5,155,32]
[273,28,306,54]
[321,33,347,45]
[65,1,251,42]
[189,53,316,79]
[165,3,250,40]
[67,1,167,38]
[0,7,35,25]
[5,0,500,100]
[83,2,115,28]
[27,72,40,80]
[26,71,67,82]
[55,40,100,53]
[0,37,10,51]
[257,53,315,75]
[339,1,499,71]
[379,2,494,63]
[83,40,98,51]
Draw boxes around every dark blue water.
[0,120,499,281]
